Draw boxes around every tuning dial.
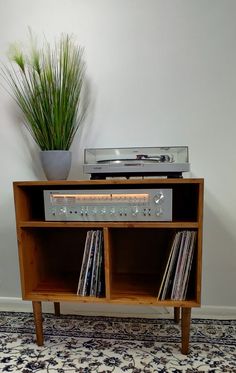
[153,192,164,204]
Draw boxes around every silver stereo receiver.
[44,189,172,222]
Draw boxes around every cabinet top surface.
[13,178,204,187]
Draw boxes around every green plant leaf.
[1,32,87,150]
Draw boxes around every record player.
[83,146,190,179]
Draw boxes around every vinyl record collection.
[158,230,197,300]
[77,229,196,300]
[77,230,105,297]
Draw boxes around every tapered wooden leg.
[181,307,191,354]
[32,301,44,346]
[174,307,180,323]
[54,302,60,316]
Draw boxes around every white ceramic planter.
[40,150,72,180]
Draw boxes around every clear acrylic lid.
[84,146,189,165]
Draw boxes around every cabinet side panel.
[196,181,204,304]
[18,229,42,297]
[13,184,31,221]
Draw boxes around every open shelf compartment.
[107,227,198,304]
[19,227,106,300]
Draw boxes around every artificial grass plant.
[1,33,86,150]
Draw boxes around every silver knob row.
[54,206,163,217]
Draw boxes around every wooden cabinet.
[13,178,204,354]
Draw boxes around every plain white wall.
[0,0,236,309]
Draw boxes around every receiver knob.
[110,207,116,215]
[131,206,139,216]
[155,207,163,216]
[101,207,106,215]
[91,208,97,215]
[58,207,67,215]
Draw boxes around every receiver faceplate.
[44,189,172,222]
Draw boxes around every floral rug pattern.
[0,312,236,372]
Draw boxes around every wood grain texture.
[181,307,191,354]
[32,301,43,346]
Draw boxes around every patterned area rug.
[0,312,236,372]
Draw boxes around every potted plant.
[1,33,86,179]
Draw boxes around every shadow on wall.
[68,77,96,181]
[0,222,21,297]
[201,188,236,307]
